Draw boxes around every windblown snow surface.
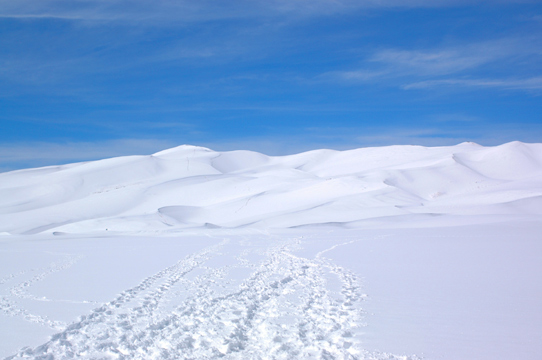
[0,141,541,359]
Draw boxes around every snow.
[0,142,541,359]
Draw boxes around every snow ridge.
[0,141,541,235]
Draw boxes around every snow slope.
[1,141,541,235]
[0,142,541,360]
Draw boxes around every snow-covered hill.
[1,142,541,360]
[1,141,541,235]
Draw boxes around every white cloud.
[324,70,388,82]
[374,38,536,76]
[327,37,542,93]
[0,0,340,23]
[404,77,542,90]
[370,48,492,76]
[0,0,523,24]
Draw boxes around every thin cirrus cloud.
[328,37,542,92]
[0,1,245,23]
[0,0,519,23]
[0,1,361,22]
[404,77,542,90]
[370,46,497,76]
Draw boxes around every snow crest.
[0,141,541,235]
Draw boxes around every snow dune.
[1,142,541,360]
[1,141,541,235]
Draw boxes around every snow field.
[1,141,541,359]
[1,233,419,360]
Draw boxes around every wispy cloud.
[4,1,538,94]
[369,46,498,76]
[404,77,542,90]
[327,37,542,92]
[0,1,355,23]
[0,13,90,20]
[320,69,387,82]
[1,0,524,24]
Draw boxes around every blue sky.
[1,0,542,171]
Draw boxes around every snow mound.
[0,141,541,235]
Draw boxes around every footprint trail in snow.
[5,236,415,360]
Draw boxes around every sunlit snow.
[1,142,541,359]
